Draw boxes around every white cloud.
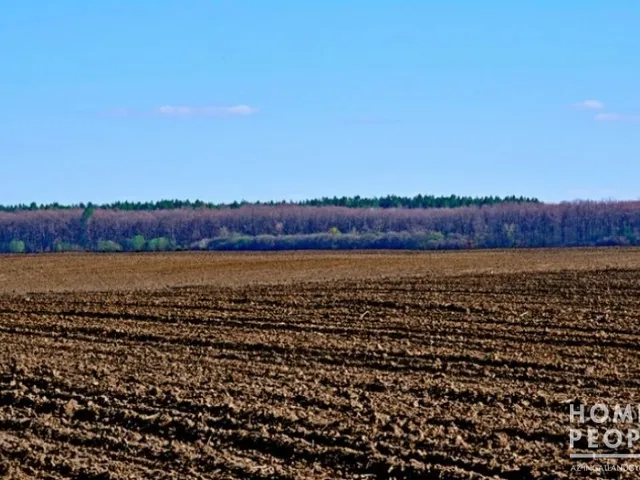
[101,105,258,117]
[567,99,640,123]
[156,105,258,117]
[224,105,258,116]
[157,106,193,115]
[594,112,640,122]
[572,99,605,110]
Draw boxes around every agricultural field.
[1,248,640,479]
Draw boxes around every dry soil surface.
[1,249,640,479]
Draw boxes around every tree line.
[0,200,639,253]
[0,194,538,213]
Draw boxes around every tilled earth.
[1,251,640,478]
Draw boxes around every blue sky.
[1,1,638,205]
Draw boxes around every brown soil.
[1,249,640,478]
[1,248,640,293]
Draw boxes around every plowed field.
[1,249,640,479]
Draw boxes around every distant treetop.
[0,194,540,212]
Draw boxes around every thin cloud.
[224,105,258,116]
[568,99,640,123]
[156,105,258,117]
[572,100,605,110]
[594,112,640,122]
[100,105,259,117]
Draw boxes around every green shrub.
[204,231,473,251]
[96,240,123,252]
[147,237,173,251]
[8,240,26,253]
[127,235,146,251]
[54,241,82,252]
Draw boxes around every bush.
[190,238,211,250]
[204,231,472,251]
[54,241,82,252]
[147,237,174,251]
[96,240,123,252]
[127,235,146,251]
[8,240,26,253]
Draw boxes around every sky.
[1,1,638,205]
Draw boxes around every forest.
[0,194,538,212]
[0,199,638,253]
